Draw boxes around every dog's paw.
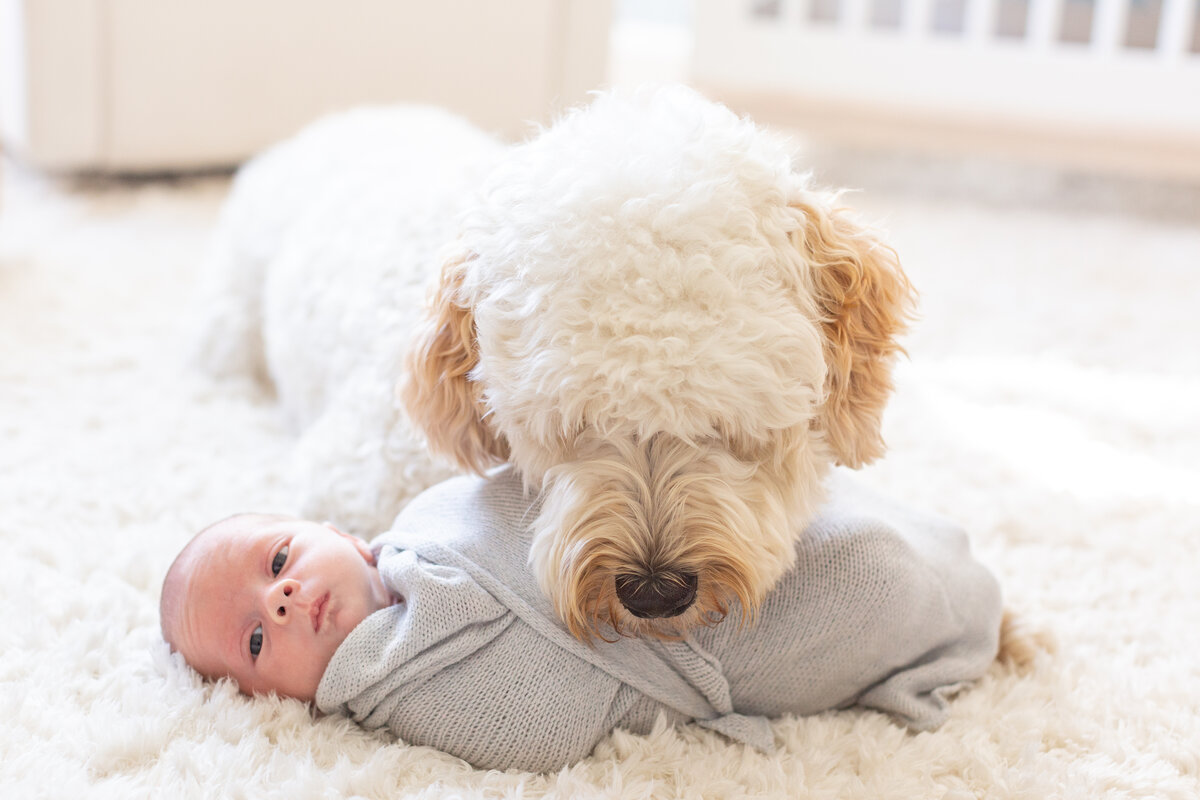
[996,608,1057,674]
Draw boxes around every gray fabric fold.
[316,467,1002,772]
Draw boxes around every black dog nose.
[615,571,698,619]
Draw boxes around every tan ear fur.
[791,198,917,467]
[401,251,509,473]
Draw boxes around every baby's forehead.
[206,512,294,538]
[181,514,291,577]
[204,513,292,544]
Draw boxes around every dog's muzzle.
[614,571,698,619]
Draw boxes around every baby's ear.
[325,522,376,565]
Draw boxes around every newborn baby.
[160,468,1003,772]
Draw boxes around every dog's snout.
[614,571,698,619]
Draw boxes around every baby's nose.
[267,579,303,624]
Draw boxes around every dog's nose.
[614,571,698,619]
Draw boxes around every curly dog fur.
[403,87,917,640]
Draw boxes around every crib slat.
[966,0,1001,39]
[841,0,870,32]
[1026,0,1060,47]
[903,0,934,36]
[1158,0,1193,58]
[1093,0,1129,54]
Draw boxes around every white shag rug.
[2,149,1198,800]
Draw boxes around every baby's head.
[160,513,393,702]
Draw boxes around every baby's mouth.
[311,592,329,633]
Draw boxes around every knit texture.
[315,467,1002,772]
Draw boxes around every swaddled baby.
[160,467,1003,773]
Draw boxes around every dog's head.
[525,428,824,641]
[402,87,915,640]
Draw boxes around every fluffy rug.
[2,142,1198,799]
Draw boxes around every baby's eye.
[271,545,289,576]
[249,624,263,659]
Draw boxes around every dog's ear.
[790,197,917,467]
[401,250,510,474]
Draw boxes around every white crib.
[692,0,1200,177]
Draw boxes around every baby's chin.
[296,602,385,700]
[329,588,391,643]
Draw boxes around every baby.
[161,467,1004,773]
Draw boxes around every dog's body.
[198,88,916,641]
[194,106,504,535]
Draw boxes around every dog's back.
[192,106,503,403]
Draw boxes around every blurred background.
[2,0,1198,200]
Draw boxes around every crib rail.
[693,0,1200,174]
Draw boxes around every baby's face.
[168,515,392,701]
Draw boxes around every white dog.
[403,87,916,641]
[196,87,915,643]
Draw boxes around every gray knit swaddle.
[315,468,1002,772]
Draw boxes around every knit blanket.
[315,467,1002,772]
